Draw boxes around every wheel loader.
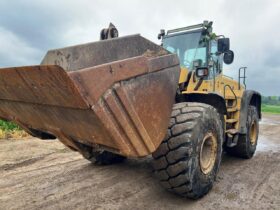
[0,21,261,199]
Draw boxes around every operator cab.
[158,21,234,80]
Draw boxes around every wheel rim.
[249,120,257,145]
[200,132,218,175]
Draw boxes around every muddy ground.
[0,114,279,210]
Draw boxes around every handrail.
[238,67,247,90]
[224,84,237,108]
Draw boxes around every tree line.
[262,96,280,106]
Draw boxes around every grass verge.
[0,120,29,139]
[261,104,280,114]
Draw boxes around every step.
[226,132,239,147]
[227,107,238,113]
[226,118,238,124]
[226,129,238,135]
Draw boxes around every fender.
[239,90,262,134]
[177,92,227,115]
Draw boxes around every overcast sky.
[0,0,279,95]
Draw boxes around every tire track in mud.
[251,156,274,200]
[0,156,46,171]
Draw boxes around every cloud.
[0,27,42,67]
[0,0,279,95]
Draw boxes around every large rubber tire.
[225,105,259,159]
[152,102,223,199]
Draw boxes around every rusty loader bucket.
[0,35,180,157]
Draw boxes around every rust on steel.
[0,35,180,157]
[0,65,89,109]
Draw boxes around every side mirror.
[218,38,230,53]
[223,50,234,64]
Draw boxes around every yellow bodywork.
[179,67,245,132]
[179,67,189,84]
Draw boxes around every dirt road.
[0,114,279,210]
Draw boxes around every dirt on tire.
[0,113,280,210]
[152,102,224,199]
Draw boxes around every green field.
[261,104,280,114]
